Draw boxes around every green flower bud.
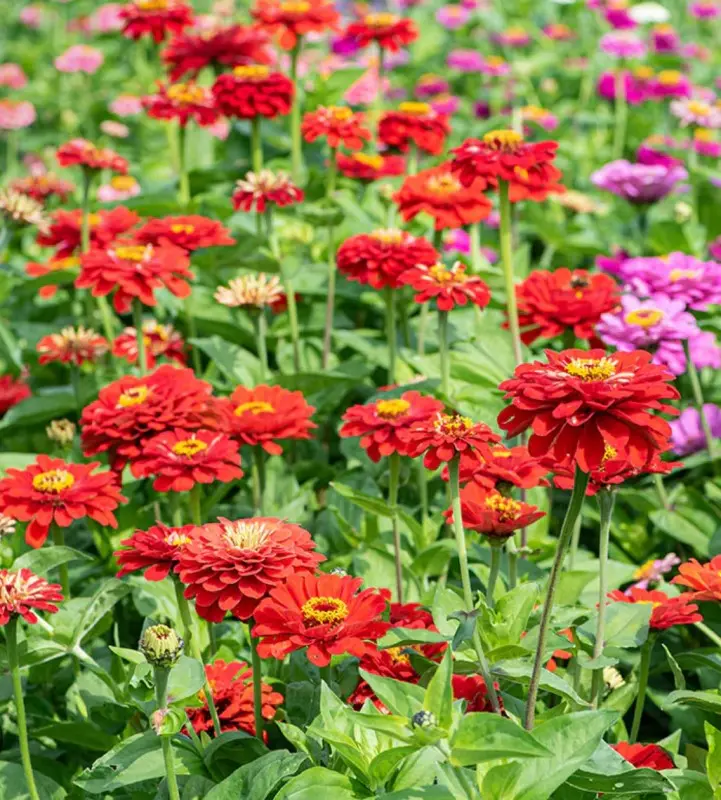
[139,624,184,668]
[411,710,437,729]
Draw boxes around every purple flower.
[600,31,647,59]
[446,49,483,72]
[671,404,721,455]
[710,236,721,260]
[690,1,720,19]
[632,553,681,589]
[591,159,688,204]
[620,252,721,310]
[431,94,459,115]
[443,229,498,263]
[604,6,637,29]
[596,249,631,277]
[650,70,692,99]
[436,5,471,29]
[636,137,681,167]
[597,71,649,105]
[415,74,450,98]
[651,25,680,54]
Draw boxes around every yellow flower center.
[504,25,526,37]
[87,213,101,227]
[548,23,571,36]
[522,105,548,121]
[354,153,384,169]
[370,228,404,245]
[491,446,512,459]
[281,0,311,11]
[170,223,195,234]
[234,400,274,416]
[486,55,506,67]
[110,175,137,191]
[118,385,150,408]
[654,23,673,33]
[694,128,713,142]
[633,557,656,580]
[657,70,682,86]
[50,256,79,271]
[625,308,664,328]
[328,106,353,121]
[364,12,398,27]
[634,66,654,80]
[688,100,712,116]
[223,520,272,549]
[114,245,149,262]
[165,531,192,547]
[484,494,522,522]
[301,596,349,626]
[137,0,168,9]
[386,646,411,665]
[483,129,524,152]
[602,443,618,463]
[434,413,472,435]
[564,357,617,382]
[233,64,270,80]
[376,398,411,419]
[398,101,431,116]
[172,438,208,457]
[167,83,206,105]
[429,262,466,283]
[669,268,699,282]
[32,469,75,493]
[426,172,460,195]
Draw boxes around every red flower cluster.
[37,326,109,366]
[458,444,550,490]
[11,173,74,203]
[212,65,293,120]
[378,103,450,156]
[143,81,219,127]
[401,413,501,470]
[135,215,235,251]
[345,12,418,51]
[120,0,193,43]
[673,556,721,601]
[56,139,129,174]
[252,0,339,49]
[0,375,30,416]
[607,587,701,630]
[337,152,405,181]
[446,483,545,540]
[116,523,195,581]
[232,170,304,213]
[0,568,62,626]
[336,229,438,290]
[301,106,371,151]
[36,206,139,257]
[401,261,491,311]
[0,455,126,548]
[112,321,185,368]
[611,742,674,771]
[177,517,325,621]
[498,349,679,472]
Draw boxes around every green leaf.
[14,546,91,575]
[0,761,66,800]
[331,482,391,518]
[578,601,651,650]
[450,713,552,766]
[275,767,361,799]
[491,660,590,708]
[650,509,710,556]
[33,720,118,751]
[0,391,75,432]
[377,790,456,799]
[423,650,453,731]
[663,645,686,691]
[705,721,721,795]
[379,628,448,650]
[668,690,721,714]
[390,746,447,793]
[167,656,207,703]
[108,646,145,664]
[566,742,676,795]
[71,579,131,646]
[205,750,309,800]
[202,730,268,776]
[359,670,425,719]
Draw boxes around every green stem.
[685,340,717,461]
[613,67,628,160]
[250,633,264,741]
[374,42,384,135]
[6,618,40,800]
[133,299,147,376]
[695,621,721,649]
[254,311,268,382]
[290,41,303,184]
[385,287,397,386]
[498,180,522,367]
[154,667,181,800]
[487,544,502,609]
[438,309,450,397]
[252,446,266,516]
[251,116,263,174]
[52,525,70,599]
[388,452,403,603]
[418,460,428,531]
[185,295,202,376]
[524,466,590,729]
[629,636,654,744]
[5,130,18,177]
[322,227,336,370]
[591,490,615,708]
[189,484,202,526]
[469,222,482,273]
[70,364,82,416]
[417,303,429,356]
[449,457,501,713]
[177,121,190,208]
[507,540,518,590]
[266,208,301,372]
[653,474,670,510]
[568,512,583,571]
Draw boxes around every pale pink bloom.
[19,6,43,27]
[24,154,47,176]
[345,69,389,106]
[97,175,141,203]
[0,64,27,89]
[109,95,143,117]
[88,3,125,33]
[99,120,130,138]
[0,100,36,130]
[207,118,230,140]
[55,45,104,75]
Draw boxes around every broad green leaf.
[359,670,425,719]
[202,731,268,776]
[379,788,455,799]
[108,646,145,664]
[668,690,721,714]
[378,628,448,650]
[0,452,39,472]
[391,746,446,793]
[33,720,118,751]
[275,767,361,799]
[0,761,66,800]
[331,482,392,518]
[650,510,710,556]
[423,649,453,731]
[14,546,91,575]
[578,602,651,650]
[167,656,207,703]
[0,391,75,432]
[450,713,552,766]
[72,579,131,646]
[491,660,589,708]
[705,722,721,796]
[205,750,309,800]
[368,746,417,786]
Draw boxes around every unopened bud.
[411,710,437,729]
[150,707,168,734]
[139,624,184,668]
[47,419,76,448]
[674,201,693,223]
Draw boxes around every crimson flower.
[135,215,234,251]
[378,103,450,156]
[115,523,196,581]
[445,483,545,540]
[0,455,126,548]
[37,326,109,366]
[0,375,30,416]
[345,12,418,51]
[607,588,701,630]
[400,413,501,470]
[36,206,139,257]
[0,569,62,626]
[611,742,674,771]
[11,173,74,204]
[120,0,193,43]
[212,65,293,120]
[252,573,390,667]
[672,555,721,601]
[112,321,186,368]
[143,81,219,127]
[401,261,491,311]
[56,139,129,174]
[301,106,371,151]
[177,517,325,622]
[337,152,406,181]
[452,675,503,714]
[232,170,304,213]
[497,349,679,472]
[458,444,550,490]
[251,0,339,49]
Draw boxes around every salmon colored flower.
[37,326,109,366]
[401,261,491,311]
[394,164,492,230]
[0,568,63,625]
[143,81,219,127]
[232,169,304,212]
[611,742,674,771]
[340,391,444,462]
[177,517,325,622]
[212,65,293,119]
[672,555,721,601]
[112,321,186,368]
[115,523,196,581]
[400,413,501,470]
[445,483,545,540]
[458,444,550,490]
[56,138,129,174]
[252,573,389,666]
[120,0,193,43]
[345,12,418,51]
[0,375,30,416]
[378,103,450,156]
[607,588,701,630]
[130,429,243,491]
[36,206,140,257]
[135,215,234,251]
[0,455,126,548]
[301,106,371,150]
[497,349,679,472]
[337,152,405,181]
[11,173,74,204]
[251,0,339,49]
[336,229,438,290]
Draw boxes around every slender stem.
[133,299,147,376]
[498,181,522,367]
[385,287,397,386]
[449,457,501,713]
[487,543,502,609]
[418,460,428,530]
[438,309,450,397]
[252,446,266,516]
[591,490,615,708]
[629,636,654,744]
[154,667,181,800]
[177,121,190,209]
[568,512,583,570]
[407,143,419,176]
[250,633,264,741]
[251,116,263,173]
[417,303,429,356]
[469,223,482,274]
[189,484,202,526]
[613,67,628,160]
[266,208,301,372]
[507,540,518,590]
[289,41,303,184]
[70,364,82,416]
[6,618,40,800]
[695,621,721,649]
[185,295,202,376]
[5,130,18,177]
[254,311,268,381]
[524,466,590,729]
[322,227,336,370]
[388,452,403,603]
[685,341,717,460]
[52,525,70,599]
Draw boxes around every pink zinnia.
[0,63,27,89]
[0,100,36,130]
[110,94,144,117]
[88,3,125,32]
[55,45,105,74]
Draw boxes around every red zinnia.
[251,0,339,49]
[135,215,235,251]
[112,321,186,368]
[80,364,217,470]
[232,169,304,213]
[345,12,418,51]
[301,106,371,151]
[394,165,492,230]
[0,374,31,415]
[57,139,129,175]
[612,742,674,771]
[378,102,450,156]
[497,349,679,472]
[458,444,550,490]
[672,556,721,601]
[452,675,503,714]
[36,206,139,257]
[143,81,219,127]
[607,588,701,630]
[26,255,80,299]
[120,0,193,43]
[401,261,491,311]
[76,241,193,313]
[0,569,62,626]
[400,412,501,470]
[116,523,195,581]
[212,65,294,120]
[0,455,126,548]
[186,659,283,737]
[450,129,564,202]
[514,268,620,345]
[130,429,243,492]
[339,391,444,462]
[337,152,406,181]
[37,326,109,366]
[445,483,545,540]
[219,385,316,455]
[11,173,74,204]
[177,517,325,622]
[336,229,438,290]
[252,573,390,667]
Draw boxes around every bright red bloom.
[212,65,293,120]
[187,659,283,737]
[340,391,444,462]
[458,444,550,490]
[112,321,186,368]
[445,483,545,540]
[345,12,418,51]
[450,130,564,202]
[0,455,126,548]
[80,365,217,470]
[607,588,701,630]
[135,215,234,251]
[11,173,74,203]
[0,375,31,415]
[56,139,129,174]
[401,261,491,311]
[120,0,193,43]
[515,268,619,346]
[0,569,62,626]
[612,742,674,771]
[143,81,219,127]
[177,517,325,622]
[394,165,492,230]
[251,0,339,49]
[336,229,438,290]
[337,152,406,181]
[301,106,371,151]
[36,206,140,257]
[378,103,450,156]
[130,429,243,492]
[497,349,679,473]
[162,25,273,81]
[252,573,390,667]
[400,413,501,470]
[26,255,80,299]
[672,555,721,601]
[116,523,195,581]
[232,170,304,213]
[37,326,109,366]
[452,675,503,714]
[219,385,316,455]
[76,241,193,314]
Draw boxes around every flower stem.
[507,539,518,589]
[695,621,721,649]
[613,67,628,160]
[189,484,202,526]
[684,340,717,460]
[438,309,450,397]
[524,466,590,729]
[70,364,82,416]
[388,452,403,603]
[449,457,501,713]
[266,208,301,372]
[133,298,147,376]
[251,117,263,236]
[250,633,264,742]
[252,445,266,516]
[6,617,40,800]
[322,231,336,370]
[290,41,303,184]
[154,666,181,800]
[487,543,502,609]
[629,635,654,744]
[498,180,522,367]
[51,524,70,599]
[385,287,397,386]
[374,42,384,134]
[254,310,269,381]
[591,490,615,708]
[568,511,583,570]
[469,222,482,273]
[177,121,190,209]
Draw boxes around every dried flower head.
[0,514,15,538]
[215,273,284,308]
[0,188,48,231]
[46,419,76,448]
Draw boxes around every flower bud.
[139,624,184,668]
[674,201,693,223]
[47,419,76,448]
[411,710,437,729]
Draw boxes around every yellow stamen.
[634,66,654,80]
[354,153,384,169]
[233,65,270,80]
[434,413,472,434]
[624,308,664,328]
[301,596,349,626]
[364,12,398,27]
[376,398,411,419]
[386,646,411,665]
[370,228,404,245]
[114,245,149,262]
[429,262,467,284]
[669,267,699,281]
[110,175,137,191]
[564,357,617,382]
[426,172,460,195]
[118,385,150,408]
[281,0,311,12]
[137,0,168,9]
[328,106,353,121]
[170,223,195,234]
[657,70,682,86]
[165,531,192,547]
[484,494,522,522]
[172,438,208,457]
[687,100,712,116]
[398,101,431,116]
[234,400,274,415]
[223,519,272,549]
[167,83,206,105]
[32,469,75,493]
[483,129,524,151]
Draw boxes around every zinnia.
[232,170,304,212]
[611,742,674,771]
[251,0,339,49]
[37,326,109,366]
[401,261,491,311]
[212,65,293,120]
[301,106,371,151]
[336,152,406,181]
[120,0,193,43]
[115,523,196,581]
[607,587,701,630]
[112,321,186,368]
[135,215,235,251]
[445,483,545,540]
[143,81,219,127]
[400,412,501,470]
[378,103,450,156]
[36,206,139,257]
[344,12,418,51]
[672,555,721,600]
[56,139,129,174]
[0,568,63,625]
[458,444,549,490]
